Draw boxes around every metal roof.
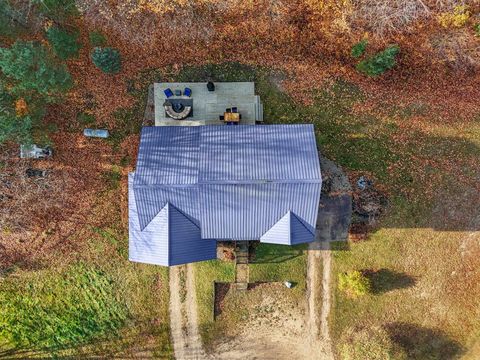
[129,125,322,266]
[129,174,217,266]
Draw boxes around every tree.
[91,47,121,74]
[0,82,45,144]
[89,31,107,47]
[46,26,81,60]
[0,0,27,38]
[356,45,400,76]
[340,325,407,360]
[0,41,72,101]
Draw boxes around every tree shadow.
[362,268,416,294]
[385,322,464,360]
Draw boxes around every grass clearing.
[250,243,308,302]
[194,260,234,350]
[0,173,173,358]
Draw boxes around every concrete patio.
[154,82,263,126]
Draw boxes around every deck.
[154,82,263,126]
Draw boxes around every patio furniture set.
[163,85,242,124]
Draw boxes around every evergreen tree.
[0,41,72,101]
[46,26,81,60]
[356,45,400,76]
[91,47,121,74]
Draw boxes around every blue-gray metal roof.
[129,125,321,266]
[198,183,320,240]
[129,174,217,266]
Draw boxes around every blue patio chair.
[184,87,192,97]
[232,107,238,113]
[164,88,173,98]
[226,122,234,125]
[219,115,224,121]
[233,122,239,125]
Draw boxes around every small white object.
[284,281,293,289]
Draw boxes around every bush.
[437,5,470,29]
[475,24,480,37]
[356,45,400,76]
[89,31,107,47]
[0,40,72,100]
[340,325,407,360]
[46,26,81,59]
[351,39,368,58]
[338,270,371,297]
[92,47,121,74]
[0,264,128,350]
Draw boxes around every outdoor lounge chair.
[219,115,225,121]
[164,88,174,98]
[226,108,231,113]
[232,107,238,113]
[184,87,192,97]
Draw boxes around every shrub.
[340,325,407,360]
[89,31,107,47]
[92,47,121,74]
[475,24,480,36]
[77,111,96,126]
[438,5,470,29]
[46,26,81,59]
[338,270,371,297]
[0,40,72,100]
[0,264,128,349]
[351,39,368,58]
[356,45,400,76]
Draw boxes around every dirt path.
[170,243,335,360]
[169,265,207,360]
[307,239,335,360]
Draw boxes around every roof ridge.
[289,211,315,237]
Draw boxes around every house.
[129,124,322,266]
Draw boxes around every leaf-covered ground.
[1,1,480,357]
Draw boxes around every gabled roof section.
[198,125,320,182]
[135,127,200,186]
[260,211,315,245]
[129,173,216,266]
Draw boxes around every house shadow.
[385,322,464,360]
[362,268,416,294]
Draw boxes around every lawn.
[194,260,234,350]
[0,155,173,358]
[250,243,308,302]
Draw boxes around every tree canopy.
[0,41,72,100]
[46,26,81,60]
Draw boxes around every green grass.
[194,260,234,349]
[0,264,128,355]
[0,183,173,358]
[250,243,307,300]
